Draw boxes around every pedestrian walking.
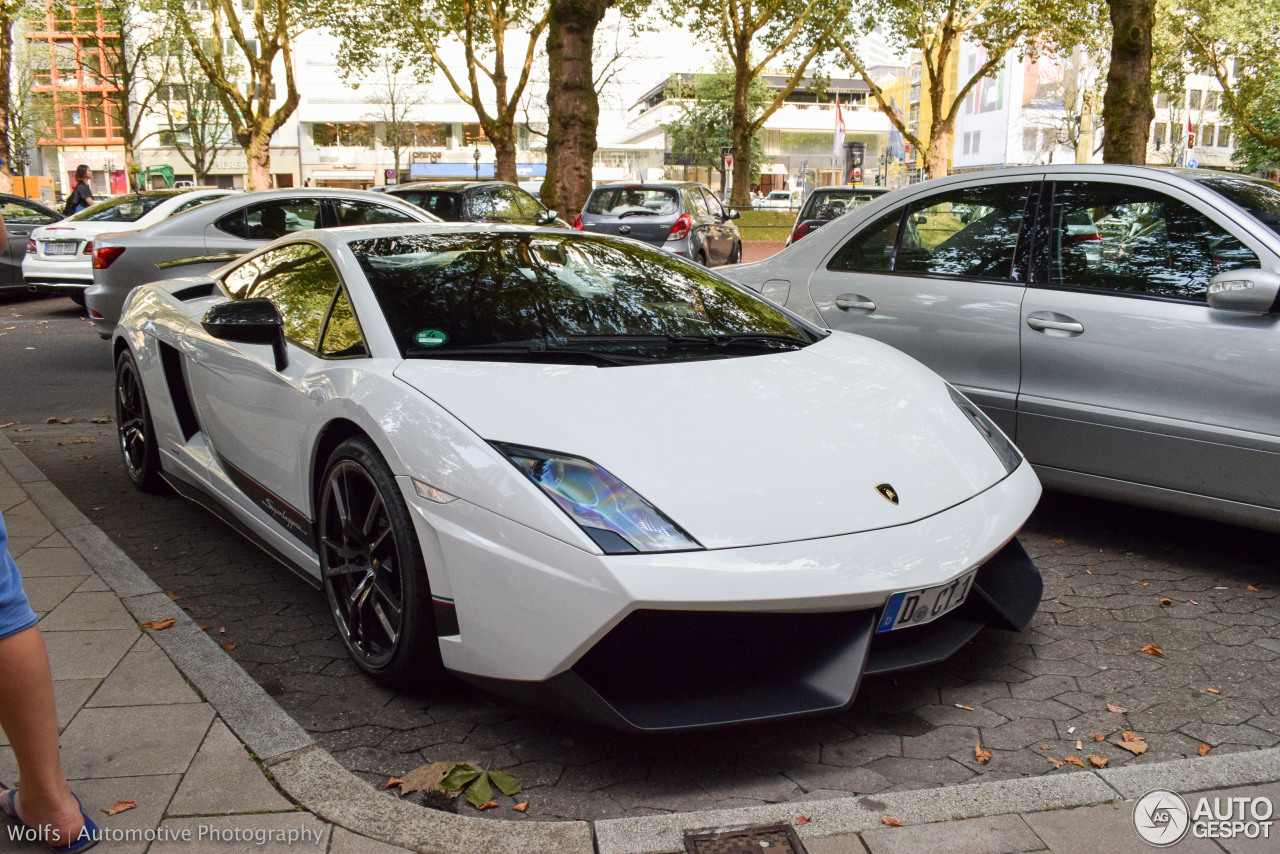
[62,166,93,216]
[0,509,99,852]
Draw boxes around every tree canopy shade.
[667,0,846,206]
[154,0,309,189]
[324,0,549,183]
[1180,0,1280,154]
[835,0,1100,177]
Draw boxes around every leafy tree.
[358,54,428,184]
[153,41,237,183]
[325,0,549,183]
[662,67,767,196]
[1228,70,1280,174]
[155,0,309,190]
[669,0,845,206]
[1180,0,1280,154]
[0,0,28,192]
[836,0,1099,177]
[8,39,56,192]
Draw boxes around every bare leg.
[0,625,85,846]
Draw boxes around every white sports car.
[112,223,1043,731]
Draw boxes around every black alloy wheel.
[318,437,441,686]
[114,349,164,492]
[729,242,742,264]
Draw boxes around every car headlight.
[947,385,1022,474]
[494,443,701,554]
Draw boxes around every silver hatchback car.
[724,165,1280,532]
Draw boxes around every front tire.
[318,437,442,687]
[728,242,742,264]
[114,349,164,492]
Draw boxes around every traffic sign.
[1187,158,1199,169]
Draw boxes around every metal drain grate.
[683,824,809,854]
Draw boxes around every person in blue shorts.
[0,509,98,852]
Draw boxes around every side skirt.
[160,470,321,591]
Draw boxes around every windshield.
[350,232,814,362]
[585,188,679,216]
[801,190,884,220]
[69,193,177,223]
[1198,176,1280,241]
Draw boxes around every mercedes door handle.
[1026,314,1084,334]
[835,293,876,312]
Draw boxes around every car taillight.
[93,246,125,269]
[82,240,93,254]
[666,214,691,241]
[25,238,35,254]
[572,213,583,231]
[791,222,811,242]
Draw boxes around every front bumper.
[402,460,1042,731]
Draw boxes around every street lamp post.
[473,147,481,180]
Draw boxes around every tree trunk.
[542,0,610,222]
[729,43,752,208]
[491,125,517,182]
[246,133,272,190]
[924,124,952,178]
[1102,0,1155,164]
[0,17,14,194]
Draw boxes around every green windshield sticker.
[415,329,448,347]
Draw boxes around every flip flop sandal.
[0,783,100,853]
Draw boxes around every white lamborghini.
[112,223,1043,731]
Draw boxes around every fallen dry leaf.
[167,592,181,601]
[881,817,901,828]
[140,619,176,631]
[1052,538,1065,544]
[1198,744,1211,757]
[57,437,94,445]
[398,761,454,795]
[90,416,112,424]
[1040,745,1051,750]
[1106,703,1128,714]
[1207,688,1220,695]
[60,418,74,424]
[102,800,136,816]
[1064,755,1086,768]
[0,422,12,429]
[1089,755,1109,768]
[1159,598,1173,607]
[1094,733,1105,742]
[512,802,530,813]
[794,816,811,826]
[44,417,56,423]
[1116,739,1148,756]
[1047,757,1065,767]
[219,642,236,651]
[974,740,992,764]
[384,778,404,790]
[476,799,499,811]
[1247,585,1258,592]
[1139,644,1165,657]
[1076,740,1083,750]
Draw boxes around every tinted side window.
[215,208,249,239]
[245,244,340,350]
[687,190,710,217]
[320,288,367,357]
[511,189,544,218]
[701,189,726,218]
[238,199,323,241]
[827,208,905,273]
[172,195,219,214]
[894,183,1032,280]
[0,200,58,225]
[331,199,418,226]
[1049,182,1259,301]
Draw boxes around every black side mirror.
[536,209,558,226]
[202,298,288,371]
[726,209,741,220]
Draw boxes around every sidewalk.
[1,432,1277,854]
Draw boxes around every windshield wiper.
[567,333,810,349]
[617,209,661,218]
[405,344,651,366]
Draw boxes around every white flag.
[834,99,847,160]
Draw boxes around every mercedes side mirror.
[202,298,289,370]
[727,209,741,220]
[536,209,558,226]
[1207,269,1280,314]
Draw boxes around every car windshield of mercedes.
[351,232,819,365]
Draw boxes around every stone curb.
[5,432,1280,854]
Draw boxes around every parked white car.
[23,188,235,304]
[112,223,1043,730]
[754,190,798,211]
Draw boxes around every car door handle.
[835,293,876,312]
[179,340,200,362]
[1026,314,1084,334]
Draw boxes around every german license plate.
[876,568,978,633]
[43,241,78,256]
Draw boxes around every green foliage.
[662,66,768,184]
[1229,71,1280,173]
[440,763,523,810]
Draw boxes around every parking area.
[4,293,1278,824]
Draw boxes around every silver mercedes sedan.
[722,164,1280,533]
[85,188,437,335]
